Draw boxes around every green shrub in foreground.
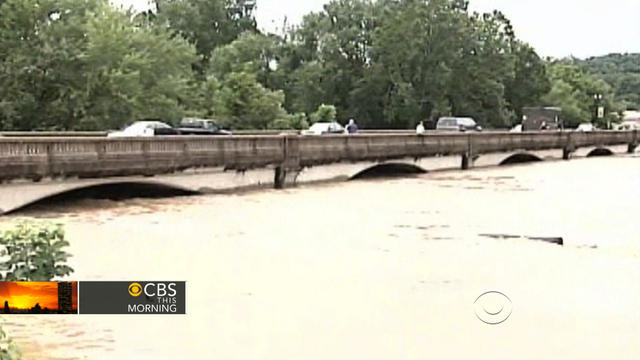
[0,221,74,282]
[0,327,20,360]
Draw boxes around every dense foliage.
[0,0,636,131]
[0,327,20,360]
[542,59,622,128]
[0,221,73,281]
[580,54,640,111]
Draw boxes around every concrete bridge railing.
[0,129,417,137]
[1,131,638,188]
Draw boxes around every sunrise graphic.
[0,282,78,314]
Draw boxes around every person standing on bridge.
[346,119,359,134]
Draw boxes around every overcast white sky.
[115,0,640,59]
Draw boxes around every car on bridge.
[176,118,232,136]
[436,117,483,132]
[107,121,180,138]
[576,123,597,132]
[614,121,640,131]
[302,122,345,135]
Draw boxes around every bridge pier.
[562,147,574,160]
[563,132,576,160]
[274,136,302,189]
[461,153,473,170]
[274,167,286,189]
[629,130,639,153]
[274,167,301,189]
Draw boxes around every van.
[436,117,482,132]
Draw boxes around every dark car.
[176,118,232,136]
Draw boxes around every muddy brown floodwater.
[2,155,640,359]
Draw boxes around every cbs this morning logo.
[127,282,180,314]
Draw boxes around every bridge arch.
[499,153,544,166]
[6,181,198,214]
[350,162,427,180]
[586,148,614,157]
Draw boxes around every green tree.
[543,60,619,127]
[0,0,96,130]
[579,53,640,111]
[209,31,281,89]
[282,60,327,119]
[446,10,518,128]
[505,43,551,123]
[371,0,470,127]
[542,79,590,127]
[0,0,571,132]
[0,0,200,131]
[215,71,289,129]
[189,75,223,119]
[280,0,380,124]
[81,6,199,129]
[267,112,309,130]
[310,104,337,123]
[154,0,256,72]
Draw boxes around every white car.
[107,121,177,138]
[436,117,482,132]
[576,123,596,132]
[615,121,640,131]
[301,122,345,135]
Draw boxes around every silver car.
[436,117,482,132]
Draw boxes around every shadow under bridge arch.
[350,162,427,180]
[11,181,199,214]
[499,153,544,166]
[586,148,614,157]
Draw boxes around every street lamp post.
[593,94,604,128]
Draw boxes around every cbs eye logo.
[127,282,177,297]
[128,283,143,297]
[474,291,512,325]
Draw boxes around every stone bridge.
[0,131,638,214]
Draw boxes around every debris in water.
[481,234,520,240]
[479,234,564,246]
[578,244,598,249]
[528,236,564,246]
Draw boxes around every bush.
[0,327,21,360]
[0,221,74,281]
[267,113,309,130]
[310,104,337,124]
[289,113,310,130]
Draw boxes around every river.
[1,155,640,359]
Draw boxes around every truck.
[521,107,562,131]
